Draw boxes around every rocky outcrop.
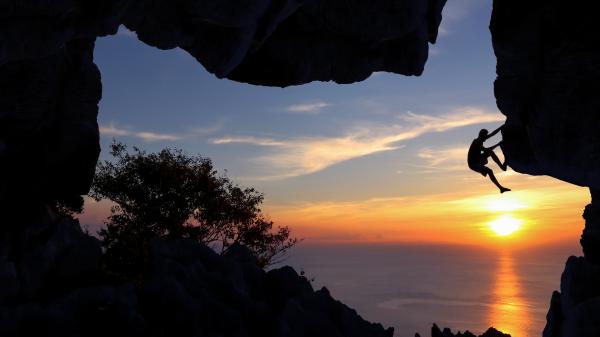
[579,190,600,264]
[414,324,510,337]
[0,209,102,302]
[542,244,600,337]
[539,190,600,337]
[542,255,600,337]
[0,0,446,220]
[0,212,393,337]
[1,0,446,85]
[0,38,101,217]
[524,189,600,337]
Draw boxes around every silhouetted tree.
[91,142,297,278]
[49,195,84,219]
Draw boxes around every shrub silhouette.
[91,142,297,278]
[50,195,85,219]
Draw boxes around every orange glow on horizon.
[264,175,590,248]
[79,173,591,248]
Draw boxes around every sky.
[81,0,590,248]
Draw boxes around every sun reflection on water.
[487,253,531,337]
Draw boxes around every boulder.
[0,212,102,300]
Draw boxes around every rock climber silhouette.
[468,125,510,193]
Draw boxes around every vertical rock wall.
[0,39,101,220]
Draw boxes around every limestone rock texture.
[0,212,393,337]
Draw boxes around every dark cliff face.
[0,0,446,214]
[492,0,600,189]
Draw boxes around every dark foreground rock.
[0,213,393,337]
[415,324,509,337]
[538,191,600,337]
[542,256,600,337]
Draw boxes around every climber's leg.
[486,150,507,171]
[487,169,510,193]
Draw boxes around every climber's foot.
[500,187,511,194]
[502,162,508,171]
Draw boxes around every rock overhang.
[492,0,600,189]
[0,0,448,209]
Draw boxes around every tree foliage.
[91,142,297,277]
[49,195,84,219]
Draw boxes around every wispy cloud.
[189,119,226,136]
[416,146,468,173]
[213,107,505,179]
[100,123,181,142]
[100,118,225,142]
[213,136,286,147]
[286,101,331,114]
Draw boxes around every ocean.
[282,243,580,337]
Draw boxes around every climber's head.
[479,129,488,139]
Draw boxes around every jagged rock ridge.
[415,324,510,337]
[0,213,393,337]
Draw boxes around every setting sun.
[490,215,523,236]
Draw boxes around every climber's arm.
[486,125,504,139]
[484,142,502,152]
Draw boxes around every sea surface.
[281,243,580,337]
